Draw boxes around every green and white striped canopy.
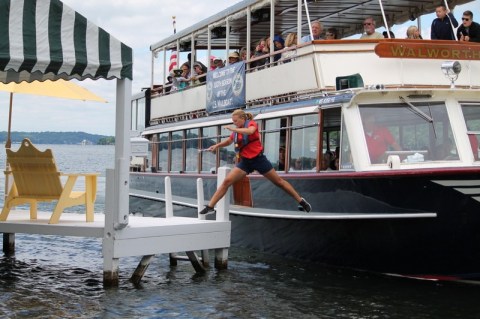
[0,0,132,83]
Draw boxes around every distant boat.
[129,0,480,281]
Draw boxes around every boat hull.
[130,169,480,279]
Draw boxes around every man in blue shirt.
[431,5,459,40]
[301,21,323,43]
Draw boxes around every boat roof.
[151,0,473,51]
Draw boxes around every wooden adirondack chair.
[0,138,98,224]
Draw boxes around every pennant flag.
[169,50,177,72]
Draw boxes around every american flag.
[168,50,177,72]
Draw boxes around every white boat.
[129,0,480,280]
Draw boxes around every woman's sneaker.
[298,198,312,213]
[199,205,215,215]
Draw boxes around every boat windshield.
[359,102,458,164]
[461,103,480,161]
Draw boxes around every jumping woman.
[200,109,312,215]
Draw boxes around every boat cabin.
[131,0,480,174]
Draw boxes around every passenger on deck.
[172,62,192,90]
[406,26,423,39]
[209,56,217,71]
[301,21,323,42]
[360,17,383,39]
[273,35,285,62]
[363,113,402,163]
[165,75,173,93]
[228,51,241,65]
[240,47,248,60]
[382,30,395,38]
[192,61,207,84]
[325,28,338,40]
[431,5,458,40]
[251,38,268,68]
[213,57,225,69]
[281,33,297,63]
[457,10,480,42]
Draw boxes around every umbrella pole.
[6,92,13,149]
[4,93,13,201]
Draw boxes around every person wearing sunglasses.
[431,5,458,40]
[360,17,383,39]
[457,10,480,43]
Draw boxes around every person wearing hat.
[192,61,208,84]
[209,56,217,70]
[213,57,224,69]
[228,51,240,64]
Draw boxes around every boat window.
[219,124,236,168]
[185,128,199,172]
[201,126,218,173]
[130,96,145,132]
[340,116,354,170]
[171,130,184,172]
[461,104,480,161]
[290,114,318,171]
[321,108,341,171]
[359,102,458,164]
[157,133,169,172]
[263,117,287,172]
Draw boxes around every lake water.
[1,144,480,318]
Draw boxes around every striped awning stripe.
[0,0,132,83]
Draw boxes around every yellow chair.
[0,138,98,224]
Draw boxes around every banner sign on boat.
[375,41,480,60]
[206,61,245,113]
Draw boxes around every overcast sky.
[0,0,478,136]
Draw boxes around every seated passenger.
[321,150,335,171]
[274,146,286,170]
[360,17,383,39]
[406,26,423,39]
[301,21,323,42]
[363,113,402,163]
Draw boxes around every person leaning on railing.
[457,10,480,42]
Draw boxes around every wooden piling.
[131,255,155,284]
[3,233,14,255]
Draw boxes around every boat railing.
[148,39,480,123]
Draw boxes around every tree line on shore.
[0,131,115,145]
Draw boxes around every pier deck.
[0,210,230,256]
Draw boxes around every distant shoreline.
[0,131,115,145]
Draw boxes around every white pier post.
[215,167,230,269]
[166,176,179,266]
[165,176,173,218]
[103,168,119,287]
[197,178,210,267]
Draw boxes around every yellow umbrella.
[0,79,107,148]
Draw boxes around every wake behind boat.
[129,0,480,280]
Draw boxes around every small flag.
[169,50,177,72]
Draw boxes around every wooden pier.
[0,168,232,286]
